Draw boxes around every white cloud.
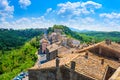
[99,12,120,31]
[0,17,55,29]
[81,1,102,9]
[0,16,120,31]
[46,8,52,13]
[55,18,120,31]
[0,0,14,21]
[57,1,102,17]
[19,0,31,9]
[100,12,120,19]
[42,1,102,30]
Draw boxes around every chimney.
[70,61,76,80]
[85,51,88,59]
[105,39,111,45]
[71,61,76,70]
[56,50,58,57]
[118,58,120,62]
[71,51,74,54]
[101,59,104,65]
[56,56,62,80]
[56,56,60,68]
[99,47,102,55]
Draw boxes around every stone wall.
[29,66,94,80]
[61,66,94,80]
[29,69,56,80]
[46,50,58,61]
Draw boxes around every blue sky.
[0,0,120,31]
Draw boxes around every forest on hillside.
[0,28,45,50]
[0,28,44,79]
[79,31,120,42]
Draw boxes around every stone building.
[71,39,80,47]
[40,38,49,54]
[29,41,120,80]
[46,43,68,61]
[48,32,62,44]
[61,38,80,48]
[48,29,63,44]
[61,38,68,47]
[54,29,62,34]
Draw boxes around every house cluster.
[29,39,120,80]
[28,28,120,80]
[38,28,81,61]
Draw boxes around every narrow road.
[35,51,47,67]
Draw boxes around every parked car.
[13,72,28,80]
[20,72,26,77]
[13,77,21,80]
[24,72,28,76]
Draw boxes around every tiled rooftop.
[47,43,61,52]
[76,41,120,54]
[66,52,120,80]
[99,41,120,53]
[30,53,79,70]
[29,41,120,80]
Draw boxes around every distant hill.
[79,31,120,42]
[70,27,92,32]
[48,25,83,41]
[69,27,81,32]
[48,25,120,43]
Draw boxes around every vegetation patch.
[0,29,43,80]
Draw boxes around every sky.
[0,0,120,31]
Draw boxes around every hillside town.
[27,28,120,80]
